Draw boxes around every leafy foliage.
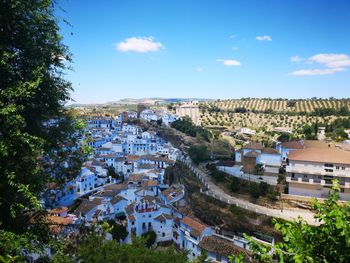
[141,230,157,248]
[235,181,350,263]
[171,117,211,141]
[0,0,86,260]
[230,176,241,192]
[189,145,211,164]
[106,220,128,242]
[77,235,188,263]
[205,163,226,182]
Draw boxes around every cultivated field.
[200,98,350,131]
[202,98,350,113]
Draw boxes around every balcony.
[137,207,158,213]
[287,177,350,188]
[287,177,323,185]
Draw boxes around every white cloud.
[290,67,345,76]
[229,34,237,39]
[290,53,350,76]
[216,59,241,66]
[231,46,239,50]
[196,67,204,72]
[290,55,304,63]
[116,37,163,53]
[309,53,350,68]
[256,35,272,41]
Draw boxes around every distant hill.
[68,98,211,107]
[114,98,210,105]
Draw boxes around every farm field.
[201,98,350,113]
[200,98,350,131]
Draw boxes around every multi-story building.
[175,101,200,125]
[286,148,350,200]
[173,216,213,260]
[88,116,115,129]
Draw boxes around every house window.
[342,167,346,170]
[132,221,135,225]
[192,253,195,257]
[325,163,334,167]
[303,175,307,178]
[336,166,340,170]
[162,232,165,237]
[291,173,295,178]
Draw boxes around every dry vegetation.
[166,162,281,239]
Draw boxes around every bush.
[249,182,261,199]
[259,182,269,196]
[171,117,211,141]
[206,164,225,182]
[249,182,269,199]
[278,166,286,175]
[266,191,279,201]
[254,164,265,175]
[189,145,211,164]
[141,231,157,248]
[230,177,240,192]
[278,174,286,185]
[107,220,128,242]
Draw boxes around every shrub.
[189,145,211,164]
[278,166,286,175]
[230,177,240,192]
[249,182,261,199]
[141,231,157,248]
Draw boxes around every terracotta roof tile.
[288,148,350,165]
[181,216,206,233]
[199,235,253,260]
[280,141,305,149]
[243,142,263,150]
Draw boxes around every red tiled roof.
[181,216,206,233]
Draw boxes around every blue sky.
[57,0,350,104]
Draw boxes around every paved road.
[178,155,318,225]
[216,165,278,186]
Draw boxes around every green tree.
[277,133,291,143]
[230,177,241,192]
[254,164,265,175]
[189,145,211,164]
[106,220,128,242]
[236,181,350,263]
[77,235,188,263]
[141,230,157,248]
[0,0,76,231]
[0,0,84,260]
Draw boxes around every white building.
[286,148,350,200]
[173,216,214,260]
[276,140,305,161]
[140,109,160,122]
[274,127,293,134]
[240,128,256,136]
[175,101,200,125]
